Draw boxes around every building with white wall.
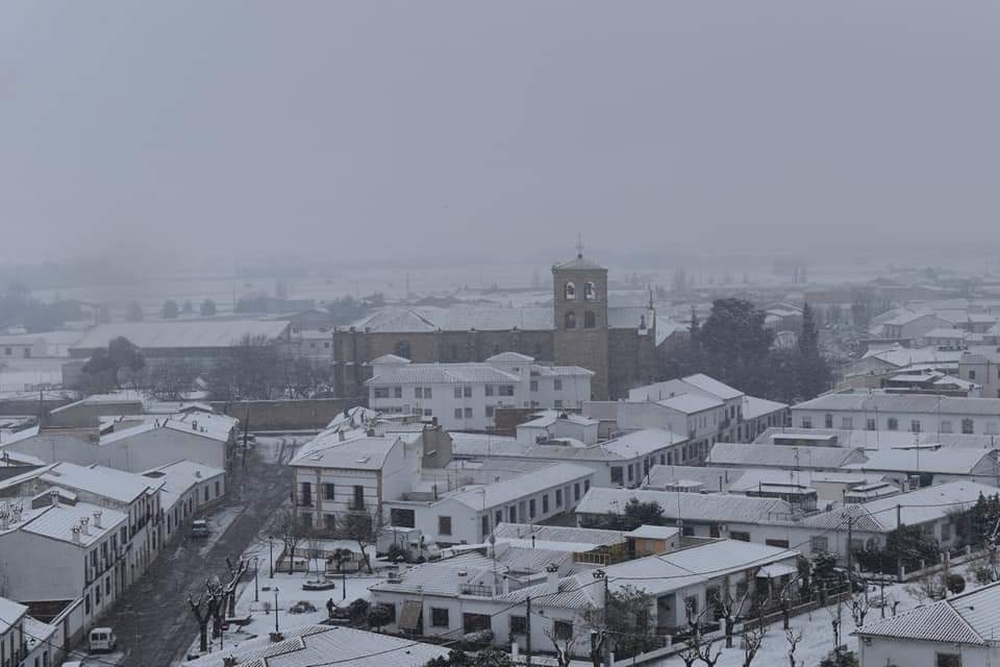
[855,580,1000,667]
[141,460,226,543]
[366,352,593,431]
[383,463,594,545]
[792,393,1000,436]
[0,597,28,667]
[515,410,599,446]
[960,347,1000,400]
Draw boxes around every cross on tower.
[576,233,584,259]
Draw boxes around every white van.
[88,627,117,653]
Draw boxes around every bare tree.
[276,511,305,575]
[543,621,582,667]
[714,585,750,648]
[785,629,803,667]
[187,595,212,653]
[337,507,379,574]
[684,599,724,667]
[850,586,874,629]
[223,557,250,617]
[740,615,768,667]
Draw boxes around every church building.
[332,253,663,400]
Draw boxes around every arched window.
[564,311,577,329]
[565,282,576,300]
[584,311,597,329]
[395,340,411,359]
[584,281,597,301]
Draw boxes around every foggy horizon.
[3,1,999,268]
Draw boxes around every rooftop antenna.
[576,233,584,259]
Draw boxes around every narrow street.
[95,441,295,667]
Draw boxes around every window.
[324,483,335,501]
[485,385,494,396]
[941,420,953,433]
[801,417,812,429]
[486,406,495,417]
[424,409,433,416]
[824,414,833,428]
[495,510,503,527]
[574,482,581,501]
[565,282,576,300]
[765,538,790,548]
[564,311,577,329]
[865,418,876,431]
[963,418,975,434]
[454,387,463,399]
[463,613,491,634]
[464,386,472,398]
[481,514,490,538]
[395,341,411,358]
[529,499,536,519]
[530,380,538,391]
[611,467,623,485]
[810,535,829,553]
[454,408,463,419]
[942,522,952,541]
[554,399,563,408]
[936,653,962,667]
[301,513,313,529]
[464,407,473,418]
[324,514,337,532]
[555,488,562,507]
[438,516,452,536]
[84,593,91,615]
[969,370,977,380]
[215,481,221,497]
[300,482,313,506]
[584,281,596,301]
[508,505,516,523]
[584,480,590,492]
[554,379,562,391]
[353,485,364,510]
[584,311,596,328]
[415,387,423,399]
[390,508,415,528]
[424,387,432,398]
[553,620,574,641]
[887,417,898,431]
[627,464,634,482]
[510,615,527,635]
[729,531,750,542]
[841,416,853,429]
[911,420,921,433]
[431,607,450,628]
[542,494,549,513]
[499,385,515,396]
[373,387,390,399]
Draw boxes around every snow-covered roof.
[626,525,680,540]
[181,625,448,667]
[0,597,28,634]
[601,429,686,458]
[576,487,793,524]
[42,462,160,503]
[142,460,225,511]
[290,434,401,471]
[857,581,1000,646]
[101,412,236,446]
[743,396,789,420]
[71,320,290,350]
[755,426,1000,452]
[844,448,994,475]
[707,443,865,470]
[681,373,744,400]
[520,410,599,429]
[486,351,535,363]
[435,463,594,510]
[553,255,606,271]
[448,432,527,457]
[922,328,968,339]
[17,500,127,547]
[491,523,627,549]
[367,363,520,385]
[369,353,411,365]
[656,393,723,414]
[794,393,1000,416]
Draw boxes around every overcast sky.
[1,1,997,265]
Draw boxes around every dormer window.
[584,281,597,301]
[565,282,576,300]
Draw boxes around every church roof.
[553,254,606,271]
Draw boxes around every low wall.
[210,398,364,430]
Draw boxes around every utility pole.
[269,537,274,578]
[274,588,280,634]
[525,596,532,667]
[254,556,259,602]
[846,514,854,575]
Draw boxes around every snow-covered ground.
[175,537,387,664]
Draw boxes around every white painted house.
[383,463,595,545]
[0,597,28,667]
[366,352,594,431]
[856,580,1000,667]
[141,460,226,543]
[792,393,1000,436]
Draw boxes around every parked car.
[89,627,117,653]
[191,519,210,537]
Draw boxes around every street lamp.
[269,536,274,578]
[273,587,280,635]
[254,555,259,602]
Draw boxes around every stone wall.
[209,398,362,431]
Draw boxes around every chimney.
[71,525,81,544]
[80,517,90,536]
[502,574,510,595]
[545,563,559,594]
[92,510,102,529]
[591,569,607,609]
